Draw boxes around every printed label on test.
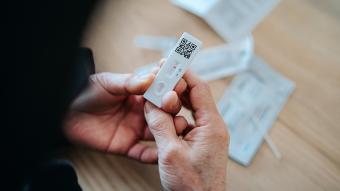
[144,32,202,107]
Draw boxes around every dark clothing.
[23,160,83,191]
[4,0,97,190]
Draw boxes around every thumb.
[144,101,178,148]
[92,72,155,96]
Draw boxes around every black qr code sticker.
[175,38,197,59]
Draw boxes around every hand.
[63,66,187,163]
[144,71,229,191]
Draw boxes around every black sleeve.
[3,0,97,189]
[69,47,96,102]
[53,47,96,149]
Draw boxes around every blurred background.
[63,0,340,190]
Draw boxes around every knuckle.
[198,82,212,96]
[199,81,210,90]
[90,72,109,87]
[148,116,165,128]
[148,113,171,130]
[89,74,99,84]
[220,126,230,143]
[211,120,229,144]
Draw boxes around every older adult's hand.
[63,61,187,163]
[144,71,229,190]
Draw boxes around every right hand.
[144,71,229,191]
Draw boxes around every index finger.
[182,70,218,114]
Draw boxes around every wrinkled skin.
[144,71,229,191]
[64,68,187,163]
[64,61,229,190]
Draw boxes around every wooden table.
[65,0,340,190]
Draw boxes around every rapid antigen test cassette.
[144,32,202,107]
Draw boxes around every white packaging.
[218,56,295,165]
[172,0,280,41]
[135,35,253,81]
[191,35,253,81]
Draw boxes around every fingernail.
[138,73,153,82]
[151,66,159,74]
[159,58,166,65]
[129,73,152,87]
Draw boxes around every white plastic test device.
[144,32,202,107]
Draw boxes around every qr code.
[175,38,197,59]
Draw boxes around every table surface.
[65,0,340,190]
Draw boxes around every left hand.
[63,68,187,163]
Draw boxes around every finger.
[182,70,217,113]
[126,58,165,94]
[179,89,192,110]
[126,73,156,94]
[161,91,182,114]
[143,116,188,139]
[149,58,165,75]
[182,124,196,136]
[174,116,188,135]
[150,66,160,74]
[174,78,187,96]
[127,143,158,164]
[143,127,155,141]
[92,72,155,96]
[144,101,178,148]
[158,58,166,67]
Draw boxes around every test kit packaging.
[218,56,295,165]
[190,35,253,81]
[172,0,280,41]
[144,32,202,107]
